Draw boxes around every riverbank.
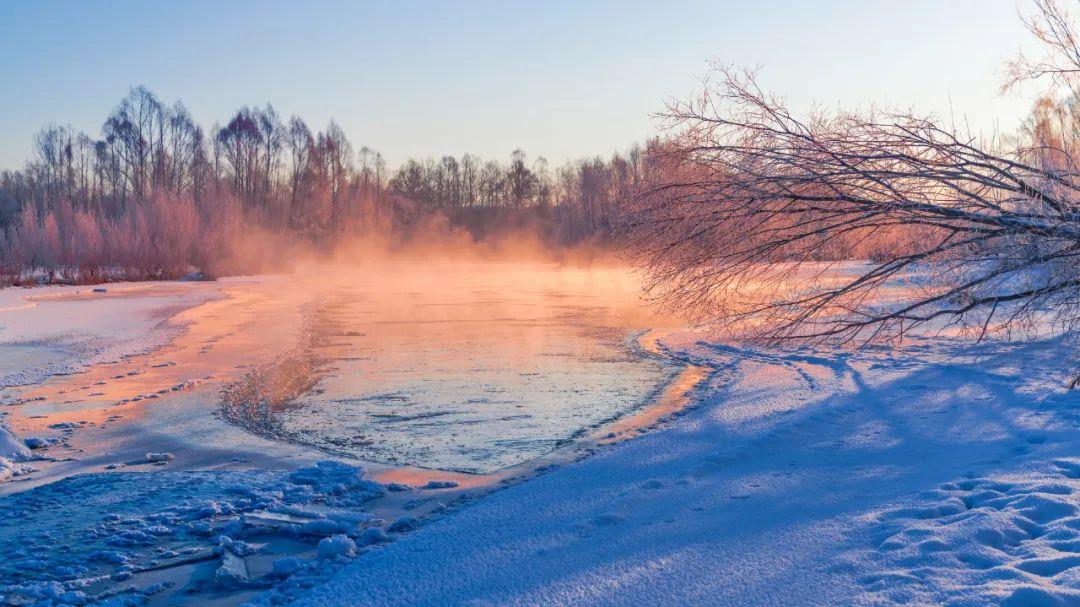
[6,267,1080,605]
[0,264,710,606]
[297,333,1080,606]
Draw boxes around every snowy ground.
[4,269,1080,606]
[0,266,689,606]
[295,334,1080,606]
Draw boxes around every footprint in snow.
[592,513,625,526]
[1053,459,1080,479]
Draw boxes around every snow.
[0,281,221,388]
[6,268,1080,605]
[316,535,357,560]
[0,419,30,461]
[0,460,385,606]
[0,418,34,484]
[385,516,420,533]
[294,334,1080,606]
[360,526,389,545]
[272,557,304,577]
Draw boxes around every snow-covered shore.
[295,335,1080,606]
[4,270,1080,606]
[0,266,697,605]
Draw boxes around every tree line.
[0,86,656,284]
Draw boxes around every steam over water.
[226,260,681,473]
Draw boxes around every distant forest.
[0,86,659,284]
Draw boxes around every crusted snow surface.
[294,336,1080,606]
[0,417,35,484]
[0,282,221,388]
[0,460,386,606]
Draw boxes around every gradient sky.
[0,0,1048,171]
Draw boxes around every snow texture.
[0,461,384,606]
[295,335,1080,606]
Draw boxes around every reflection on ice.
[222,260,680,473]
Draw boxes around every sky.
[0,0,1049,171]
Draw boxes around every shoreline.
[0,270,714,606]
[2,281,712,494]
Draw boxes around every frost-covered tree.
[632,1,1080,360]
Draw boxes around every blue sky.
[0,0,1045,170]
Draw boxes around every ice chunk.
[422,480,459,490]
[272,556,304,577]
[299,519,351,537]
[179,270,216,282]
[387,516,420,533]
[0,421,30,461]
[316,534,356,560]
[285,460,385,506]
[24,437,49,450]
[361,526,389,545]
[214,550,250,587]
[0,456,34,483]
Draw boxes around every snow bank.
[293,334,1080,606]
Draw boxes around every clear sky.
[0,0,1047,171]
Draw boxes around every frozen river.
[221,260,681,472]
[0,259,696,605]
[2,259,685,478]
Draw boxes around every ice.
[293,333,1080,607]
[143,452,174,463]
[0,460,384,605]
[286,461,385,505]
[0,281,221,389]
[386,516,419,533]
[0,421,30,461]
[215,550,250,587]
[421,480,459,490]
[299,519,352,536]
[316,535,356,560]
[360,526,389,545]
[0,421,34,484]
[23,437,49,449]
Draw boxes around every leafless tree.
[1006,0,1080,95]
[632,49,1080,352]
[286,117,314,212]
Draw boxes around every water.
[225,260,681,473]
[0,259,686,607]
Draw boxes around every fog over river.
[2,258,686,479]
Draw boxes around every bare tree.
[286,117,314,212]
[507,149,536,210]
[1006,0,1080,95]
[632,58,1080,351]
[103,86,165,201]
